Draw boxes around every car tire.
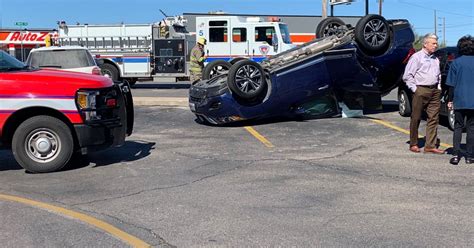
[227,60,267,99]
[203,60,232,80]
[398,89,412,117]
[355,14,391,56]
[12,116,74,173]
[315,17,346,38]
[101,63,120,82]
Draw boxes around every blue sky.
[1,0,473,45]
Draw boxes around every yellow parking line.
[244,126,275,148]
[0,194,151,248]
[370,119,452,149]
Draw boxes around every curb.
[133,97,188,107]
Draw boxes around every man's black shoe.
[465,157,474,164]
[450,156,461,165]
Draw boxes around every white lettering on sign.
[0,31,54,44]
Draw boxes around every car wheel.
[398,89,412,117]
[227,60,266,99]
[12,116,73,173]
[355,14,391,56]
[448,109,455,131]
[315,17,346,38]
[203,60,232,80]
[100,63,120,82]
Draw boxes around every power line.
[398,0,474,18]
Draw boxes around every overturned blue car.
[189,15,415,125]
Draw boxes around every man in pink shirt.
[403,33,444,154]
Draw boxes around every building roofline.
[183,12,363,18]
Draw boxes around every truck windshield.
[279,24,292,44]
[0,50,28,72]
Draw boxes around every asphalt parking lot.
[0,87,472,247]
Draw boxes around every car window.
[28,49,95,69]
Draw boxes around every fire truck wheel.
[100,63,120,82]
[12,116,73,173]
[203,60,232,80]
[355,15,391,56]
[227,60,266,99]
[229,57,247,65]
[315,17,346,38]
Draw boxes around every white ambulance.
[195,16,296,79]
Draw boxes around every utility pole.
[378,0,383,15]
[438,17,446,46]
[322,0,328,19]
[443,17,446,45]
[365,0,369,15]
[434,10,437,35]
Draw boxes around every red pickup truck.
[0,51,133,173]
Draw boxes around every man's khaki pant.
[410,86,441,149]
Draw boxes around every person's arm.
[402,55,419,93]
[446,61,457,109]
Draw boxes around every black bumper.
[74,81,134,154]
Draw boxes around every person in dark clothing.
[446,35,474,165]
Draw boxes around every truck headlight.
[76,90,100,121]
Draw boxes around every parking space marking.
[0,193,151,248]
[244,126,275,148]
[371,119,452,149]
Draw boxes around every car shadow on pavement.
[65,140,156,171]
[0,149,23,171]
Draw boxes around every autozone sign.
[0,31,57,44]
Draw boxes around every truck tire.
[355,15,391,56]
[203,60,232,79]
[100,63,120,82]
[315,17,346,38]
[227,60,266,99]
[12,116,74,173]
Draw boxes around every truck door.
[249,25,277,62]
[230,27,249,58]
[204,19,231,62]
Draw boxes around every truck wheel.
[315,17,346,38]
[398,89,412,117]
[203,60,232,79]
[227,60,266,99]
[101,63,120,82]
[12,116,73,173]
[229,57,247,65]
[355,15,391,56]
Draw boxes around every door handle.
[318,85,329,90]
[362,83,374,87]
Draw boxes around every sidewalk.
[133,96,188,107]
